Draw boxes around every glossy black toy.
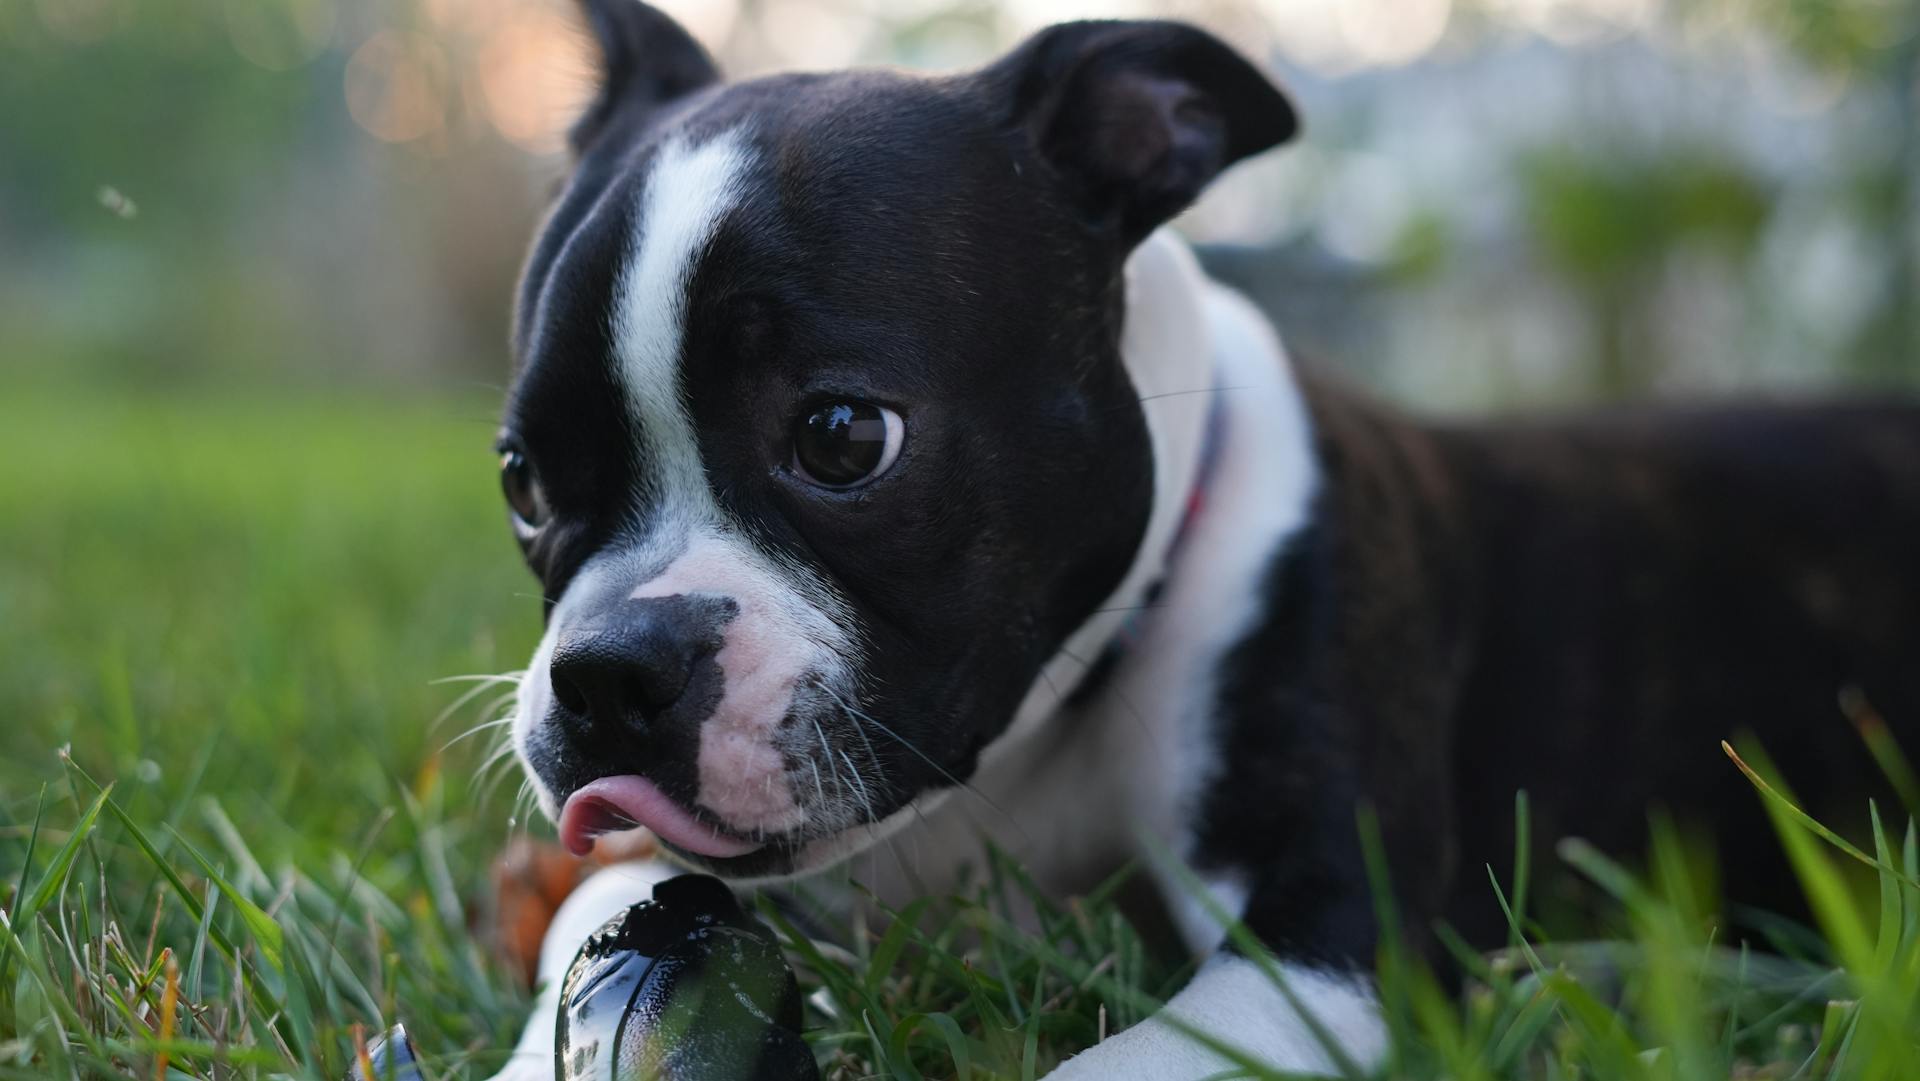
[554,874,819,1081]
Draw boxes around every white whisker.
[815,682,1029,845]
[429,674,520,733]
[441,714,515,753]
[838,749,875,822]
[430,670,526,687]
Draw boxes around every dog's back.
[1455,401,1920,925]
[1299,377,1920,941]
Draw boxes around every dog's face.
[501,1,1295,877]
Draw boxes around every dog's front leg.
[1044,952,1385,1079]
[1045,742,1404,1079]
[486,858,681,1081]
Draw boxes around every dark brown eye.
[791,401,903,488]
[500,448,548,532]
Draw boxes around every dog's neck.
[938,234,1320,917]
[984,231,1231,766]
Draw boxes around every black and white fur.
[486,3,1920,1076]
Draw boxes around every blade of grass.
[10,784,48,916]
[1723,741,1920,888]
[1841,687,1920,819]
[887,1011,973,1080]
[1512,789,1533,948]
[164,826,285,973]
[14,786,111,929]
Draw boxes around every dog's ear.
[571,0,720,154]
[991,20,1298,249]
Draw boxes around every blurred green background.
[0,2,1916,1073]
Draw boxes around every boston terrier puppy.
[487,2,1920,1075]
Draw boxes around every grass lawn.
[3,383,1917,1079]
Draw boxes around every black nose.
[549,595,738,734]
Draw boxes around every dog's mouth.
[558,775,766,861]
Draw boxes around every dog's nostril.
[629,664,693,718]
[552,649,686,731]
[548,599,722,732]
[573,656,692,721]
[550,668,590,717]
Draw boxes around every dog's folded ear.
[571,0,720,154]
[991,20,1298,249]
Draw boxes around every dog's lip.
[558,775,764,860]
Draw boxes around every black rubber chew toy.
[555,874,820,1081]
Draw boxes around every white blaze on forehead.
[613,128,754,525]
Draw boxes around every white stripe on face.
[613,128,754,529]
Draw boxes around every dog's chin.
[534,783,950,883]
[558,813,891,882]
[767,789,958,880]
[523,769,944,882]
[661,835,820,880]
[661,789,954,879]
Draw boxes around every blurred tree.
[1520,148,1770,396]
[1687,0,1920,380]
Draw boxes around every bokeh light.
[1334,0,1452,68]
[474,7,595,152]
[34,0,129,44]
[225,0,337,71]
[345,30,450,144]
[758,0,872,68]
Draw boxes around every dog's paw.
[1043,957,1385,1080]
[1043,1020,1227,1081]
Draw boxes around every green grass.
[4,384,1919,1079]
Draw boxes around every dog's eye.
[791,401,903,489]
[500,449,549,532]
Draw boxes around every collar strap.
[1086,388,1229,679]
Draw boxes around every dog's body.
[486,4,1920,1076]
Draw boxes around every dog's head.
[502,0,1296,877]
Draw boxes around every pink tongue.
[559,775,763,860]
